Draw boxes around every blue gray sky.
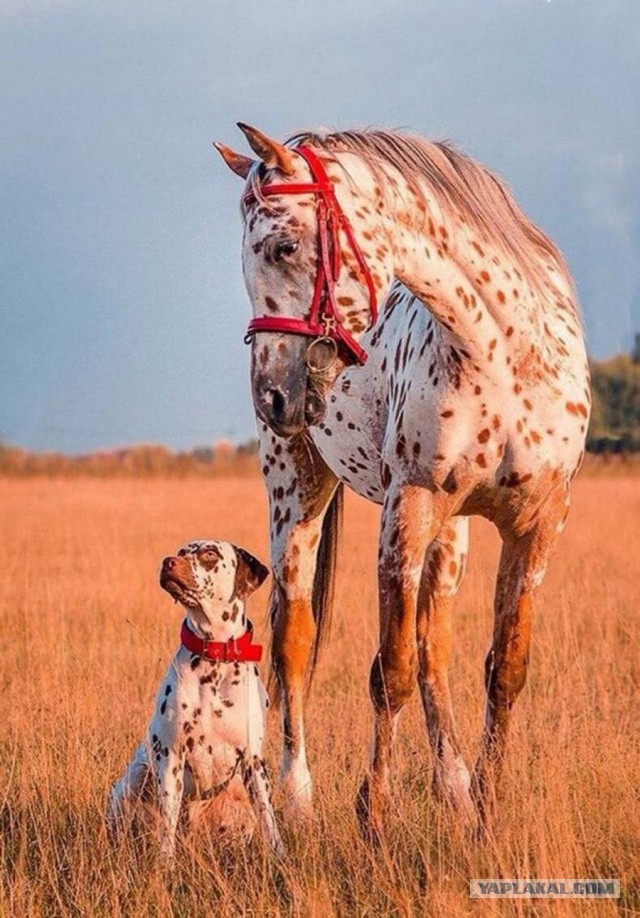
[1,0,639,452]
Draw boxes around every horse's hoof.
[432,757,476,823]
[470,766,502,840]
[280,775,315,825]
[355,777,386,846]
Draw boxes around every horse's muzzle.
[255,386,304,438]
[255,384,326,438]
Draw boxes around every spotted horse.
[215,125,590,838]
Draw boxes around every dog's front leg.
[107,743,149,834]
[243,756,285,858]
[156,749,184,866]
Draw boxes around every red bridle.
[242,145,378,365]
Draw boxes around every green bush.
[588,351,640,451]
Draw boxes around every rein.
[242,145,378,366]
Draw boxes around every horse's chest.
[308,306,451,502]
[310,374,386,503]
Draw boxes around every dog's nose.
[162,556,177,571]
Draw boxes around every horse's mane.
[286,128,574,301]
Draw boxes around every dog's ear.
[234,547,269,599]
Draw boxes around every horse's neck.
[340,155,579,371]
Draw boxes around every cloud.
[1,0,638,448]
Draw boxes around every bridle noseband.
[242,145,378,366]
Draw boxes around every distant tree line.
[588,335,640,453]
[2,339,640,475]
[0,440,260,477]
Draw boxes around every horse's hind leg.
[416,515,473,815]
[473,490,569,819]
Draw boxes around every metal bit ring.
[305,336,338,373]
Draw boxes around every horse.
[214,124,590,837]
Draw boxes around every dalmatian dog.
[107,539,284,861]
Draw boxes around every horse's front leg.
[358,481,444,840]
[260,428,341,820]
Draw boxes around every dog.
[107,539,284,861]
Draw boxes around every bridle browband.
[242,145,378,365]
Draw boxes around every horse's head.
[215,124,391,437]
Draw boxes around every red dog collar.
[180,619,263,663]
[243,145,378,365]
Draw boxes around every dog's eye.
[273,239,299,262]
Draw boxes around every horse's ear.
[234,547,269,600]
[237,122,294,176]
[213,142,254,179]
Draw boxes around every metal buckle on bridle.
[321,314,337,336]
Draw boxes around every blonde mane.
[286,128,574,302]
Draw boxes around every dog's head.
[159,541,269,618]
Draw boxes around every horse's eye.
[274,240,299,261]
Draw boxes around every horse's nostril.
[258,384,305,436]
[267,387,286,420]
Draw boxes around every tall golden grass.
[0,476,638,916]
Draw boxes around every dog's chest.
[159,655,266,795]
[200,660,248,716]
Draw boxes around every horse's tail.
[310,482,343,675]
[268,482,343,693]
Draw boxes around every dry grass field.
[0,475,638,916]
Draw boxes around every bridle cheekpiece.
[242,145,378,365]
